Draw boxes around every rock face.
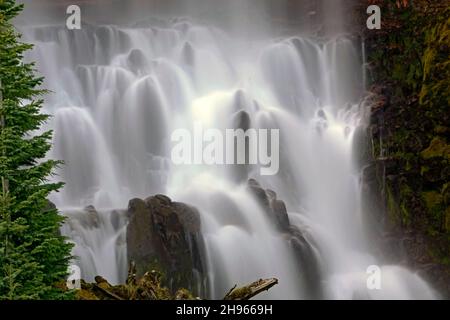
[246,179,322,299]
[126,194,207,296]
[361,1,450,298]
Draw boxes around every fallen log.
[223,278,279,300]
[93,283,124,300]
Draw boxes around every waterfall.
[19,1,437,299]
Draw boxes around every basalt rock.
[126,194,207,296]
[246,179,322,298]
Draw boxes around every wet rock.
[287,225,322,299]
[246,179,322,299]
[84,205,100,228]
[126,194,207,296]
[110,209,128,230]
[182,42,195,66]
[247,179,271,212]
[271,199,290,231]
[247,179,289,231]
[266,189,277,201]
[127,49,148,74]
[317,109,327,120]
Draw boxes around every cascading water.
[19,0,438,299]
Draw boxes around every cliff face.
[362,1,449,297]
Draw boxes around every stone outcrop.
[246,179,322,299]
[126,194,207,296]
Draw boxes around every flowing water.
[19,0,437,299]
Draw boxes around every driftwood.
[223,278,279,300]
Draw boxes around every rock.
[246,179,289,231]
[84,205,100,228]
[182,42,195,66]
[362,1,450,298]
[247,178,261,188]
[127,49,148,74]
[172,202,201,234]
[247,179,271,213]
[266,189,277,201]
[317,109,327,120]
[286,225,322,299]
[271,199,290,231]
[126,194,207,296]
[246,179,322,298]
[110,209,127,230]
[127,198,154,261]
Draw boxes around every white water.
[19,1,437,299]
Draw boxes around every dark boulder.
[126,194,207,297]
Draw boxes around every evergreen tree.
[0,1,73,299]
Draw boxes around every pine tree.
[0,1,73,299]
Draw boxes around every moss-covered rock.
[362,0,450,297]
[421,137,450,160]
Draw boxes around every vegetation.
[0,0,72,299]
[75,264,277,300]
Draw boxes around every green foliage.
[0,1,73,299]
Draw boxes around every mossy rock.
[422,191,443,211]
[445,207,450,232]
[421,137,450,160]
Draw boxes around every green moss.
[434,126,448,134]
[422,191,443,211]
[422,191,445,235]
[398,184,414,226]
[420,165,429,176]
[226,286,252,300]
[445,207,450,232]
[366,3,450,292]
[421,137,450,159]
[76,289,99,300]
[419,15,450,106]
[175,288,196,300]
[386,184,398,223]
[140,258,166,280]
[443,183,450,204]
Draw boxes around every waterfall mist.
[18,0,437,299]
